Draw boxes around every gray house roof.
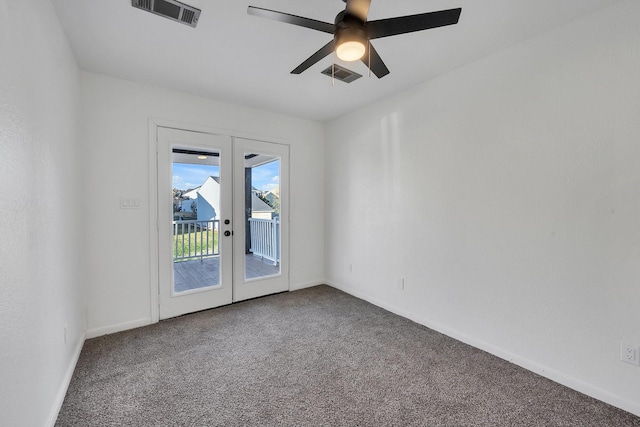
[251,194,274,213]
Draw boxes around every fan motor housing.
[335,26,367,48]
[335,10,365,27]
[334,11,367,47]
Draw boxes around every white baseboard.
[290,279,325,291]
[46,332,85,427]
[326,280,640,418]
[85,317,152,339]
[326,280,416,321]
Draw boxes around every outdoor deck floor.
[174,255,280,292]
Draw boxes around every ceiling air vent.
[320,64,362,84]
[132,0,201,28]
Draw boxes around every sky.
[250,161,280,192]
[173,161,279,192]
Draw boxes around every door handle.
[224,231,231,237]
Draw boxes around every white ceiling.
[51,0,621,122]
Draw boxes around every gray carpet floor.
[56,285,640,426]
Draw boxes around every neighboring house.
[181,186,199,202]
[180,176,220,221]
[181,176,274,220]
[251,194,275,220]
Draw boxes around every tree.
[173,188,185,212]
[260,192,280,214]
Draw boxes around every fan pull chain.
[368,41,371,77]
[332,61,335,87]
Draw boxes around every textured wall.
[0,1,85,426]
[325,0,640,416]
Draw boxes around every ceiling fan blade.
[362,43,390,78]
[247,6,335,34]
[344,0,371,22]
[291,40,336,74]
[367,8,462,40]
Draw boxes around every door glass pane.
[172,149,221,293]
[244,153,281,280]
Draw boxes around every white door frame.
[148,120,291,323]
[233,137,290,302]
[157,127,234,319]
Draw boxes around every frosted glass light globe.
[336,40,366,61]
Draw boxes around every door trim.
[148,119,292,323]
[157,127,234,319]
[232,137,290,302]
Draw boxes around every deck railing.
[248,217,279,265]
[173,220,219,262]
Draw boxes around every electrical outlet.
[397,278,405,291]
[348,264,353,273]
[620,343,640,366]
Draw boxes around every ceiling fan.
[247,0,462,78]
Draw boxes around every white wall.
[325,0,640,416]
[0,1,85,426]
[81,71,325,336]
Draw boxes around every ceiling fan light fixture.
[247,3,462,78]
[336,40,366,61]
[335,27,367,62]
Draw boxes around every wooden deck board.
[173,255,280,292]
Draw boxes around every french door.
[157,127,289,320]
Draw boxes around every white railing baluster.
[172,219,219,262]
[248,217,279,265]
[181,222,185,259]
[174,222,178,259]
